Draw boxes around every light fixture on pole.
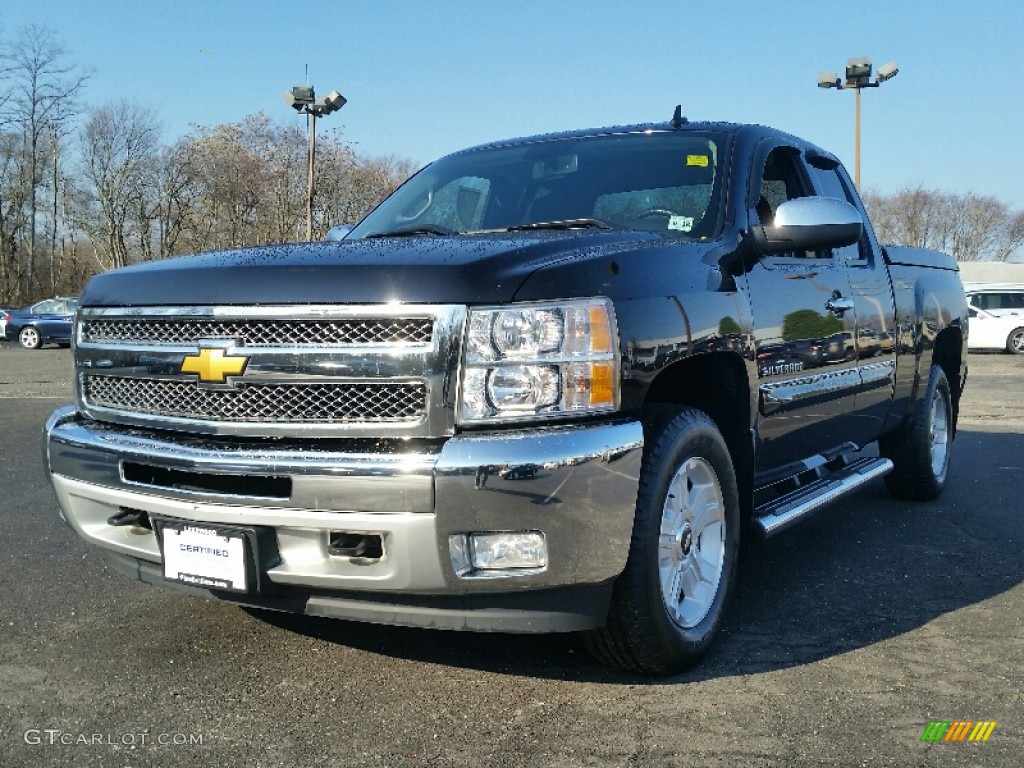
[282,84,347,240]
[817,57,898,189]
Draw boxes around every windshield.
[347,131,727,240]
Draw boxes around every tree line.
[861,187,1024,263]
[0,25,414,306]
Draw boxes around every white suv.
[964,283,1024,317]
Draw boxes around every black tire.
[1006,327,1024,354]
[878,364,952,501]
[583,406,740,676]
[18,326,42,350]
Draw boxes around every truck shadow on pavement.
[256,428,1023,683]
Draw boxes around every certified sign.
[162,524,248,592]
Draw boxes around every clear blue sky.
[4,0,1023,210]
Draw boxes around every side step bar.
[754,457,893,539]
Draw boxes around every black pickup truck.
[43,112,968,675]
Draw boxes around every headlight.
[459,298,619,424]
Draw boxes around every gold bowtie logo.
[180,347,249,383]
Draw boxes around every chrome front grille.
[81,317,432,346]
[75,305,465,438]
[84,375,427,423]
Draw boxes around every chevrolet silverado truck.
[43,112,968,675]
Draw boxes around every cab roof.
[449,119,820,157]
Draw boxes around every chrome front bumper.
[43,406,643,630]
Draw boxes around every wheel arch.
[642,352,753,526]
[931,326,964,437]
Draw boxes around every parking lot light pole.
[817,58,898,189]
[282,84,347,240]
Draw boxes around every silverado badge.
[180,345,249,384]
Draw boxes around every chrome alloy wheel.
[658,456,726,629]
[929,387,950,481]
[19,326,41,349]
[1009,328,1024,354]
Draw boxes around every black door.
[743,144,864,472]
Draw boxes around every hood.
[79,231,658,307]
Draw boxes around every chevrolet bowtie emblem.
[180,347,249,383]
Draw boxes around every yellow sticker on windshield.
[686,155,709,167]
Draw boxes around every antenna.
[671,105,686,129]
[305,63,308,81]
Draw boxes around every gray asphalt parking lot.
[1,343,1021,767]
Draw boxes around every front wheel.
[879,364,952,500]
[1006,327,1024,354]
[18,326,41,350]
[583,406,740,676]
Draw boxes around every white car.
[964,283,1024,318]
[968,306,1024,354]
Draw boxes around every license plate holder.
[157,520,251,593]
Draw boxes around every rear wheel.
[18,326,41,350]
[879,364,952,500]
[1006,327,1024,354]
[583,406,740,676]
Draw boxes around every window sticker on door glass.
[686,155,709,167]
[668,215,694,232]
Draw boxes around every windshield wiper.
[505,218,615,232]
[364,224,455,238]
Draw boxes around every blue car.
[3,297,78,349]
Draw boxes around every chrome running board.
[754,457,893,539]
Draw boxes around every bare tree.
[0,131,28,303]
[948,194,1005,262]
[0,24,90,295]
[256,117,308,242]
[152,140,199,258]
[995,210,1024,262]
[182,119,266,250]
[76,101,161,271]
[176,113,395,248]
[320,152,415,231]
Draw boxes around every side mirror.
[325,225,352,242]
[755,197,863,254]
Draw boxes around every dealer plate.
[161,523,248,592]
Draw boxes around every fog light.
[449,532,548,577]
